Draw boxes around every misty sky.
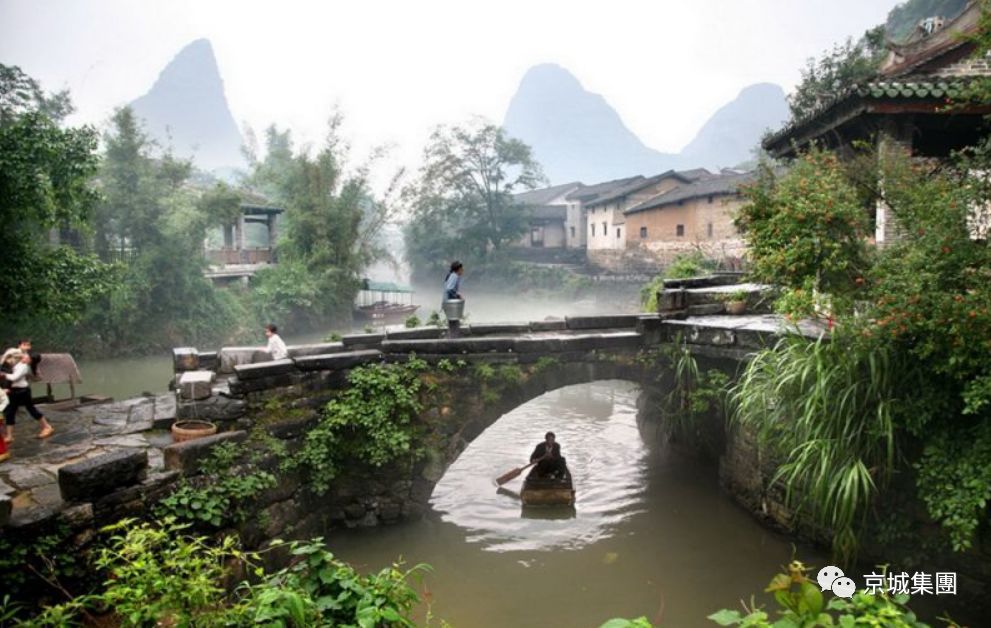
[1,0,896,174]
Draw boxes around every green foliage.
[405,314,421,328]
[639,276,666,312]
[250,258,323,330]
[532,356,560,374]
[664,251,717,280]
[292,357,428,494]
[89,519,236,626]
[24,520,427,628]
[709,562,930,627]
[156,443,277,528]
[427,310,444,328]
[660,342,731,439]
[599,618,653,628]
[737,151,870,305]
[0,64,113,326]
[237,538,428,628]
[732,335,899,561]
[244,118,387,329]
[915,422,991,551]
[0,522,84,601]
[788,25,886,121]
[403,118,544,281]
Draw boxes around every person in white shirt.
[1,350,54,443]
[264,324,289,360]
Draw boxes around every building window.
[616,228,621,238]
[640,226,647,239]
[570,226,576,238]
[591,224,595,236]
[707,222,713,238]
[602,221,607,235]
[676,224,685,237]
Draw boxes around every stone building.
[763,0,991,244]
[623,170,754,267]
[583,169,713,269]
[512,181,582,248]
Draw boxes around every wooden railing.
[206,249,273,265]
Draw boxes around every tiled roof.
[625,171,757,215]
[565,176,644,203]
[763,77,979,152]
[585,169,710,208]
[513,181,582,206]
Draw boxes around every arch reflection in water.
[430,380,646,552]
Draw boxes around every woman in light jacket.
[2,349,54,443]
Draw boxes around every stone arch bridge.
[0,309,811,554]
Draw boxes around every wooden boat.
[520,473,576,507]
[353,280,419,322]
[353,301,420,321]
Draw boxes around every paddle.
[495,460,537,486]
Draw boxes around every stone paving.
[0,394,175,524]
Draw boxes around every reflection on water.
[327,381,826,628]
[431,380,647,552]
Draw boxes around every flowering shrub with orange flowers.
[736,149,872,320]
[735,144,991,555]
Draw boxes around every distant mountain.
[130,39,244,171]
[503,64,788,184]
[678,83,790,168]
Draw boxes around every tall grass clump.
[731,334,900,561]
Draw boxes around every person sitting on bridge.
[264,324,289,361]
[528,431,569,480]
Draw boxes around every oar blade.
[495,466,523,485]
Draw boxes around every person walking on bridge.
[1,349,55,443]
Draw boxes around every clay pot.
[724,300,747,315]
[170,420,217,443]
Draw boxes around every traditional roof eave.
[763,79,991,158]
[584,170,693,209]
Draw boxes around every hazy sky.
[1,0,896,175]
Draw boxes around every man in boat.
[528,431,569,480]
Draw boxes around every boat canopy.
[360,279,415,294]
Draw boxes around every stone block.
[341,332,385,348]
[172,347,199,372]
[178,370,216,401]
[565,315,641,330]
[176,396,247,421]
[688,303,726,316]
[657,288,687,313]
[58,449,149,502]
[234,359,296,381]
[294,350,383,372]
[198,351,219,371]
[529,319,567,332]
[385,328,445,340]
[467,322,531,335]
[163,430,248,475]
[288,342,346,358]
[218,347,269,374]
[0,494,10,527]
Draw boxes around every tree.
[0,64,116,325]
[245,115,396,327]
[788,26,887,121]
[403,119,544,280]
[87,107,245,351]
